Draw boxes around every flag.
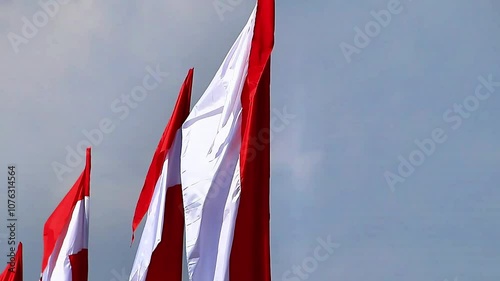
[129,68,193,281]
[0,242,23,281]
[180,0,274,279]
[40,147,91,281]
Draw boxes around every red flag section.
[0,242,23,281]
[231,0,275,279]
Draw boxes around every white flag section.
[181,6,257,281]
[41,148,91,281]
[129,131,182,281]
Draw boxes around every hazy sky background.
[1,0,500,280]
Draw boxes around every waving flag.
[180,0,274,280]
[129,69,193,281]
[0,241,23,281]
[40,148,91,281]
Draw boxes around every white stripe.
[41,197,89,281]
[181,6,256,281]
[129,129,182,281]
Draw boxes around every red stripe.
[0,242,23,281]
[41,148,91,273]
[145,184,184,281]
[231,0,274,280]
[131,68,193,241]
[69,249,88,281]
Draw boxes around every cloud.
[273,122,324,190]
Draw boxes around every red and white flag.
[40,148,91,281]
[129,69,193,281]
[0,241,23,281]
[180,0,274,280]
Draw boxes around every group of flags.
[1,0,274,280]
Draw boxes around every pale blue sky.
[1,0,499,280]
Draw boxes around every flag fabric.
[40,148,91,281]
[180,0,274,279]
[129,69,193,281]
[0,242,23,281]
